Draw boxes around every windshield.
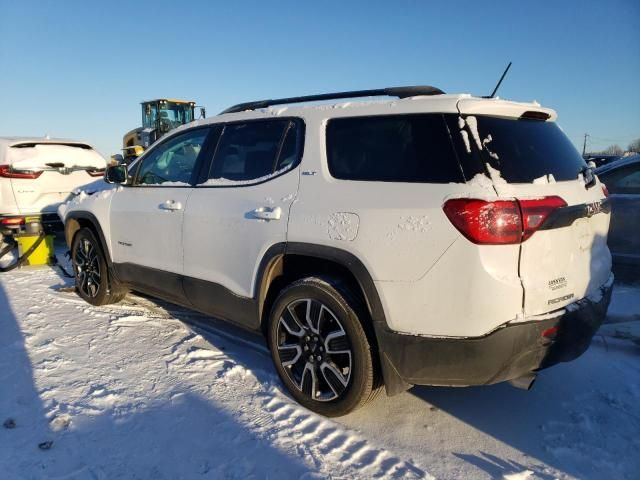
[142,101,194,133]
[446,115,588,183]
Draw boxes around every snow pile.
[485,163,508,185]
[465,173,496,192]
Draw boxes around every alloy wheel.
[276,298,352,402]
[75,238,101,298]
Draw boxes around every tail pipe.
[508,373,537,391]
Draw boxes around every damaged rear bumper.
[378,275,614,395]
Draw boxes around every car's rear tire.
[71,228,127,306]
[267,276,382,417]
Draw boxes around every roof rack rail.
[220,85,445,114]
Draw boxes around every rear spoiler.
[11,142,93,150]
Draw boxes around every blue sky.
[1,0,638,157]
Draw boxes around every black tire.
[267,276,382,417]
[71,228,127,306]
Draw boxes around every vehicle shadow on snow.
[1,285,318,478]
[0,282,53,475]
[45,392,314,479]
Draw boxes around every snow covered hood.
[0,137,106,170]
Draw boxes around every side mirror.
[200,107,206,118]
[105,164,128,184]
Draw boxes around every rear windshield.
[8,143,105,170]
[326,114,464,183]
[444,114,587,183]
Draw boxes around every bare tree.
[628,138,640,153]
[600,144,624,156]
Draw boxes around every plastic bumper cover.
[377,275,614,395]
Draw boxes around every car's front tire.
[71,227,126,306]
[267,276,381,417]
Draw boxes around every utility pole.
[582,133,589,157]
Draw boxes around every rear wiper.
[579,165,596,189]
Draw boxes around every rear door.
[182,118,303,328]
[450,108,611,316]
[5,143,106,214]
[110,127,212,300]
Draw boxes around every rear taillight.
[87,169,106,177]
[0,217,25,226]
[602,185,609,197]
[519,196,567,241]
[443,199,522,244]
[443,196,567,245]
[0,165,43,179]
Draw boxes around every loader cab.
[122,99,198,164]
[142,99,196,136]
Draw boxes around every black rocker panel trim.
[114,263,187,306]
[111,263,259,331]
[183,276,258,330]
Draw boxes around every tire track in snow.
[52,285,431,479]
[259,395,430,479]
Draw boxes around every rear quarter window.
[326,114,464,183]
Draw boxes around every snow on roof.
[0,137,98,165]
[191,94,557,127]
[0,136,94,148]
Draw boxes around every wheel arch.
[255,242,386,331]
[255,242,410,396]
[64,211,113,266]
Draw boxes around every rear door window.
[207,119,302,183]
[445,114,587,183]
[326,114,464,183]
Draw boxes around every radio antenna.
[488,62,512,98]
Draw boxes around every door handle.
[252,206,282,221]
[159,200,183,211]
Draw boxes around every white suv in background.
[0,137,106,233]
[59,87,613,416]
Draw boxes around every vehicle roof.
[141,99,195,105]
[180,93,557,132]
[0,137,95,164]
[0,137,94,148]
[595,154,640,175]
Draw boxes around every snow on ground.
[0,259,639,479]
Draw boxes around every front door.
[110,127,212,300]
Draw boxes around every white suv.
[60,87,613,416]
[0,137,106,233]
